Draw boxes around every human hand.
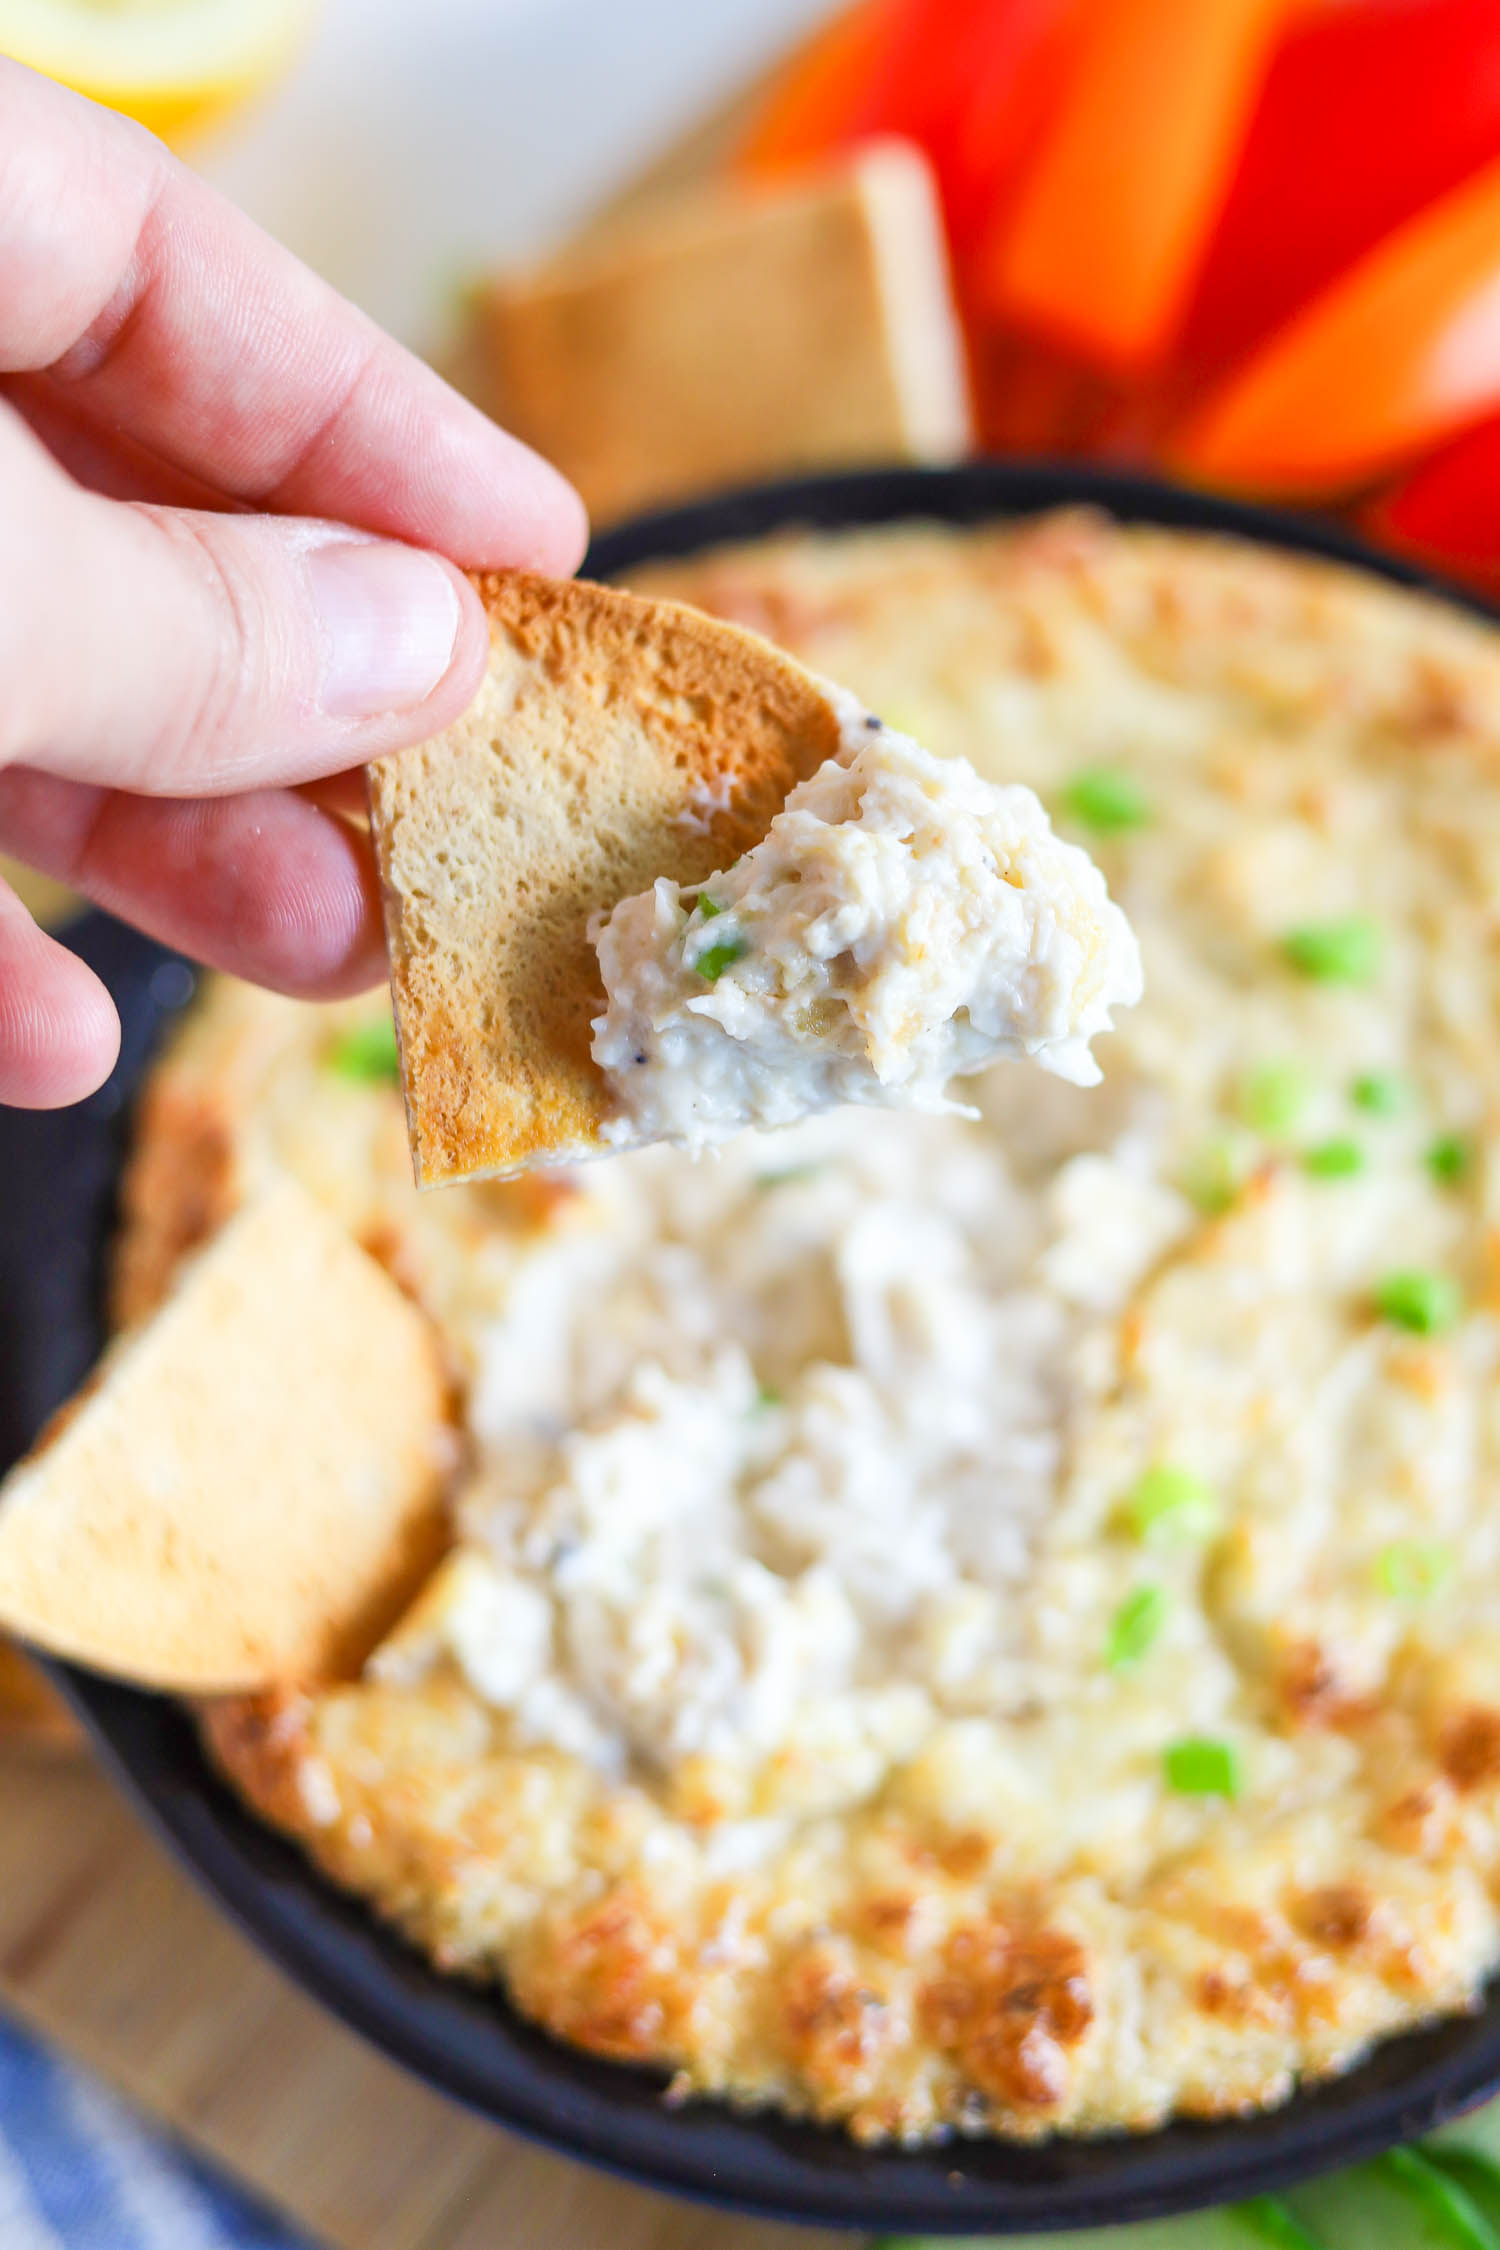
[0,57,587,1109]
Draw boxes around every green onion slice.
[1374,1270,1463,1336]
[1125,1464,1219,1545]
[326,1018,401,1084]
[1352,1070,1411,1116]
[1302,1137,1365,1180]
[692,934,750,982]
[755,1163,825,1191]
[1238,1062,1310,1139]
[1281,917,1382,983]
[1428,1134,1474,1188]
[1376,1539,1454,1601]
[1105,1584,1169,1671]
[1060,766,1150,835]
[1180,1136,1246,1216]
[1164,1737,1242,1798]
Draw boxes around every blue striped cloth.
[0,2013,311,2250]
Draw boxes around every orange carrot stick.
[1171,152,1500,496]
[739,0,899,175]
[984,0,1293,373]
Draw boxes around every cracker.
[474,140,971,522]
[367,570,844,1186]
[0,1182,452,1690]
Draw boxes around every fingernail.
[309,539,461,719]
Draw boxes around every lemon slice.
[0,0,316,141]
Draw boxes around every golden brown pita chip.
[367,570,844,1187]
[0,1182,452,1691]
[475,141,971,524]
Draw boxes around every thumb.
[0,400,493,796]
[0,875,119,1107]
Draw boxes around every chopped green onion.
[1428,1133,1474,1188]
[1302,1137,1365,1180]
[1237,1061,1310,1139]
[1125,1464,1219,1545]
[1105,1584,1169,1671]
[753,1382,784,1412]
[694,894,726,920]
[1180,1136,1246,1216]
[1164,1737,1242,1798]
[1059,766,1150,835]
[326,1018,401,1084]
[1235,2195,1333,2250]
[693,934,750,982]
[1281,916,1382,984]
[1374,1269,1463,1336]
[1352,1070,1410,1117]
[1376,1539,1454,1601]
[755,1163,825,1191]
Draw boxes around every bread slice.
[475,140,972,523]
[0,1182,452,1691]
[367,570,844,1187]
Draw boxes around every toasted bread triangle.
[367,571,843,1187]
[476,142,970,523]
[0,1182,452,1691]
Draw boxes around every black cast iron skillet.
[5,463,1500,2236]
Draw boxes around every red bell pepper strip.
[980,0,1293,373]
[738,0,901,176]
[740,0,995,197]
[813,0,1084,258]
[1182,0,1500,380]
[1367,411,1500,588]
[918,0,1085,259]
[1172,154,1500,498]
[744,0,1087,262]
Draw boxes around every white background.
[196,0,839,352]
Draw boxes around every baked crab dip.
[116,510,1500,2147]
[591,688,1143,1148]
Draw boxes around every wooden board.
[0,1741,839,2250]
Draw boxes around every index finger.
[0,58,587,574]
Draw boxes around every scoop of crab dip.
[120,511,1500,2153]
[590,690,1142,1150]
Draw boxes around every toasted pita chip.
[367,570,844,1187]
[474,141,971,524]
[0,1182,452,1691]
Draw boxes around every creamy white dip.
[590,687,1142,1151]
[375,1101,1188,1780]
